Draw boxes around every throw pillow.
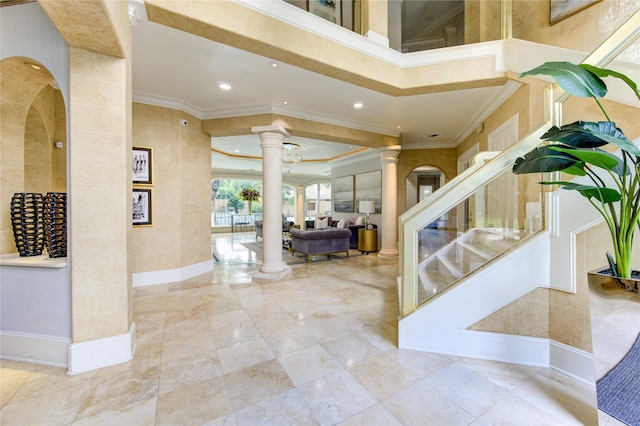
[314,217,328,230]
[355,216,365,225]
[345,218,356,226]
[337,218,345,228]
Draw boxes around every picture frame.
[333,175,354,212]
[355,170,382,213]
[132,188,153,226]
[132,146,153,185]
[550,0,601,25]
[308,0,341,25]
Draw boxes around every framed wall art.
[550,0,601,25]
[333,175,354,212]
[355,170,381,213]
[132,146,153,185]
[309,0,341,25]
[132,188,153,226]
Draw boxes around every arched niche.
[405,165,445,211]
[0,56,67,254]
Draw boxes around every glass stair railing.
[398,9,640,318]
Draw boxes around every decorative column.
[296,186,305,227]
[252,125,292,279]
[378,145,401,258]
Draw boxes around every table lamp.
[359,200,375,229]
[305,201,316,219]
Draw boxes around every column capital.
[378,145,401,163]
[251,125,290,138]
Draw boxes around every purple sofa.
[290,228,351,262]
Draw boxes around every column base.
[378,248,399,258]
[253,265,292,280]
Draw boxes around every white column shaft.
[378,146,401,258]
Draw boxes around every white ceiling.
[131,16,511,179]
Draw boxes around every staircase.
[418,228,520,300]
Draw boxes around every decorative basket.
[10,193,45,257]
[43,192,67,258]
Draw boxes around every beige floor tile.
[1,381,90,426]
[217,337,275,374]
[72,396,157,426]
[158,353,224,395]
[298,369,377,426]
[337,403,402,426]
[224,359,294,410]
[278,344,342,386]
[382,378,476,426]
[422,362,511,417]
[234,388,318,426]
[513,369,598,425]
[321,332,382,368]
[347,352,419,400]
[155,376,233,426]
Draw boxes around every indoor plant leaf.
[513,146,584,175]
[549,146,625,175]
[580,64,640,101]
[519,62,607,99]
[541,122,639,156]
[555,182,622,203]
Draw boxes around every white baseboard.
[67,322,136,375]
[0,331,70,367]
[550,340,595,385]
[132,259,213,287]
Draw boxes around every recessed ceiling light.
[219,83,231,90]
[234,149,240,153]
[283,101,288,105]
[271,63,278,68]
[353,102,363,109]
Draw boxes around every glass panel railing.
[415,168,544,306]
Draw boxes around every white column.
[251,125,291,279]
[295,186,305,227]
[378,145,401,258]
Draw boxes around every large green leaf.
[560,182,622,203]
[549,146,625,175]
[513,146,583,175]
[580,64,640,101]
[542,121,640,156]
[519,62,607,99]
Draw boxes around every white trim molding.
[132,259,214,287]
[68,322,137,375]
[0,331,70,368]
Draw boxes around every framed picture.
[132,188,152,226]
[132,146,153,185]
[550,0,601,24]
[355,170,381,213]
[309,0,341,25]
[333,175,354,212]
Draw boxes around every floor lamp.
[359,200,375,229]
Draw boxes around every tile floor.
[0,233,626,425]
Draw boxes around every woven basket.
[43,192,67,258]
[10,193,44,257]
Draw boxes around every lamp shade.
[305,201,316,211]
[359,200,375,214]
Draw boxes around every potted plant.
[240,187,260,214]
[513,61,640,293]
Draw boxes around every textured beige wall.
[68,46,131,342]
[513,0,640,58]
[464,0,502,45]
[0,58,56,254]
[132,103,211,273]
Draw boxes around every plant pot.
[587,268,640,295]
